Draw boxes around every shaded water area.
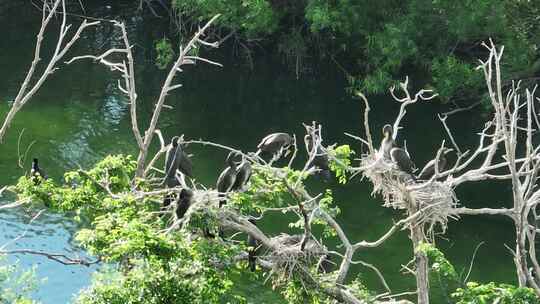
[0,1,518,303]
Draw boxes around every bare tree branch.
[0,0,99,142]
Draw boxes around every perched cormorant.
[231,154,252,191]
[416,148,452,180]
[175,188,193,220]
[305,134,331,180]
[255,132,294,160]
[164,136,193,187]
[216,151,238,208]
[390,147,416,177]
[379,124,395,159]
[247,218,259,272]
[30,158,47,184]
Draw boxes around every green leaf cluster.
[76,240,243,304]
[416,242,458,281]
[229,165,304,214]
[452,282,540,304]
[14,155,247,303]
[172,0,539,104]
[173,0,277,37]
[155,38,174,70]
[0,258,41,304]
[328,144,354,184]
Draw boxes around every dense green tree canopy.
[172,0,540,103]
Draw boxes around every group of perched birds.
[162,131,331,218]
[379,124,451,181]
[28,130,331,272]
[162,131,332,271]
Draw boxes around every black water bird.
[247,218,259,272]
[164,136,193,187]
[30,158,47,184]
[379,124,395,159]
[216,151,238,208]
[175,188,194,220]
[416,148,453,181]
[231,154,252,191]
[255,132,294,160]
[305,134,331,180]
[390,147,416,177]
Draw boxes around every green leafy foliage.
[328,144,354,184]
[76,240,244,304]
[15,155,248,303]
[229,165,303,214]
[173,0,277,37]
[155,38,174,69]
[172,0,539,104]
[282,279,330,304]
[310,189,340,238]
[452,282,540,304]
[16,153,536,303]
[0,258,41,304]
[431,56,484,103]
[416,242,458,281]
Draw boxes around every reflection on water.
[0,1,518,303]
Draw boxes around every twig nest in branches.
[361,154,458,231]
[267,234,327,281]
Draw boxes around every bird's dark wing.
[257,133,276,149]
[232,162,252,190]
[175,198,191,219]
[391,148,415,175]
[217,167,235,193]
[179,151,193,178]
[417,159,436,180]
[165,145,181,179]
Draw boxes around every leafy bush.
[452,282,540,304]
[0,258,41,304]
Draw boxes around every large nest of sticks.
[361,154,458,231]
[266,234,327,280]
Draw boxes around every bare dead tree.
[353,78,440,304]
[473,42,540,296]
[0,0,99,143]
[348,40,540,302]
[68,15,222,179]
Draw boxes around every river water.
[0,1,518,303]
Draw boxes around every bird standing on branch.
[390,146,417,179]
[231,154,252,191]
[164,136,193,188]
[255,132,294,161]
[379,124,396,160]
[30,158,47,184]
[216,151,238,208]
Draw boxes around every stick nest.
[266,234,327,283]
[361,154,458,231]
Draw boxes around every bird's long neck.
[227,159,236,171]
